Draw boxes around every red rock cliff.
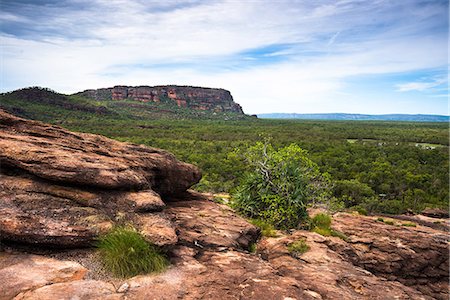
[77,85,244,114]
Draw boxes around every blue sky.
[0,0,448,114]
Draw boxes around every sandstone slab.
[0,110,200,194]
[0,253,87,300]
[165,193,259,250]
[330,213,449,300]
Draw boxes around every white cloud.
[0,0,448,114]
[396,76,448,92]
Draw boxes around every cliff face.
[77,85,244,114]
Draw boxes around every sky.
[0,0,448,115]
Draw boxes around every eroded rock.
[165,193,259,250]
[0,110,200,194]
[0,110,200,247]
[0,253,87,300]
[330,213,449,300]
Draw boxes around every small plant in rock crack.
[287,239,310,258]
[96,226,168,278]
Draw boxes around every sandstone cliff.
[76,85,244,114]
[0,111,448,300]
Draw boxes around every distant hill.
[0,86,248,123]
[258,113,450,122]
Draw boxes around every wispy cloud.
[396,76,448,92]
[0,0,448,114]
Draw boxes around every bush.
[250,219,277,237]
[96,226,168,278]
[310,213,332,229]
[232,141,331,229]
[287,239,310,258]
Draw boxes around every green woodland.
[1,87,448,215]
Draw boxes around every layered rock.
[1,111,448,300]
[330,213,449,299]
[77,85,244,114]
[0,109,200,247]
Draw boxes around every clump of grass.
[250,219,277,237]
[248,242,257,253]
[401,222,417,227]
[311,213,332,229]
[96,226,168,278]
[376,217,384,222]
[287,239,310,258]
[310,213,348,241]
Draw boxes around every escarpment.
[76,85,244,114]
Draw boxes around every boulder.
[421,208,449,219]
[165,193,259,250]
[0,110,201,194]
[330,213,449,300]
[0,110,198,247]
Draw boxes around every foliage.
[2,89,448,215]
[287,239,310,257]
[231,142,331,229]
[249,219,277,237]
[310,213,332,229]
[96,226,168,278]
[310,213,348,241]
[248,243,257,253]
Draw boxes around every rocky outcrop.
[330,213,449,300]
[3,198,447,300]
[0,109,200,247]
[1,111,448,299]
[77,85,244,114]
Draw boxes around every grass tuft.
[96,226,168,278]
[287,239,310,258]
[310,213,348,241]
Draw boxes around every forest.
[1,88,448,215]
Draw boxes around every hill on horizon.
[0,86,249,122]
[258,113,449,122]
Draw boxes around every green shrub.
[311,213,332,229]
[352,206,368,215]
[384,220,395,225]
[248,243,257,253]
[96,226,168,278]
[377,217,384,222]
[232,141,331,229]
[250,219,277,237]
[287,239,310,257]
